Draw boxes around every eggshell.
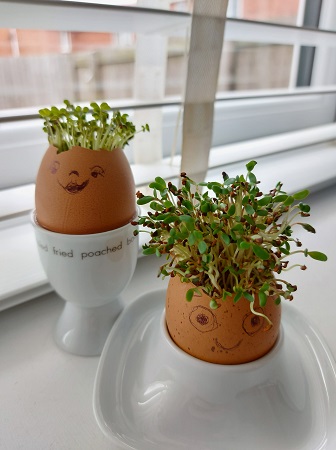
[35,145,136,234]
[165,276,281,365]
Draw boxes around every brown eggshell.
[35,145,136,234]
[166,276,281,365]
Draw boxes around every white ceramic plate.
[93,289,336,450]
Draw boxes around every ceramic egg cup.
[31,211,139,356]
[94,289,336,450]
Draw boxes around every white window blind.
[1,0,336,187]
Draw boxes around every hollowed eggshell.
[35,145,136,234]
[166,276,281,365]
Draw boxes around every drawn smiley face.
[49,160,105,195]
[35,145,136,234]
[166,276,281,364]
[189,304,265,351]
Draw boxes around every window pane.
[0,28,181,109]
[228,0,302,26]
[219,42,294,91]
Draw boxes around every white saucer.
[93,289,336,450]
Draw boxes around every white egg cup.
[31,210,139,356]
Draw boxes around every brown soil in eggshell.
[165,276,281,365]
[35,145,136,234]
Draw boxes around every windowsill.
[1,135,336,311]
[0,184,335,448]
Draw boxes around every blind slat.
[2,86,336,123]
[1,0,336,48]
[0,0,189,34]
[226,18,336,47]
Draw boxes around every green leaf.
[252,244,270,260]
[143,247,156,255]
[186,289,195,302]
[202,254,211,264]
[246,160,257,172]
[220,232,230,245]
[180,215,194,223]
[155,176,166,188]
[228,204,236,216]
[283,196,294,206]
[90,102,99,111]
[222,291,231,301]
[231,224,244,233]
[180,215,195,231]
[230,230,237,241]
[298,223,316,233]
[224,177,236,186]
[149,201,164,211]
[242,195,250,205]
[198,240,207,254]
[299,202,310,213]
[275,297,281,305]
[248,172,257,184]
[243,215,255,226]
[239,241,251,250]
[307,251,327,261]
[163,200,174,209]
[211,185,222,195]
[259,291,267,307]
[260,282,270,293]
[188,233,196,246]
[181,199,193,211]
[137,196,154,205]
[194,230,203,241]
[243,292,254,303]
[163,215,179,224]
[256,209,268,216]
[155,213,170,221]
[200,201,211,213]
[258,196,272,206]
[149,181,166,191]
[245,204,255,215]
[100,102,110,110]
[210,299,218,309]
[293,189,309,201]
[273,194,288,203]
[234,291,243,303]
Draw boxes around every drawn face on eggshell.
[49,159,106,195]
[35,145,136,234]
[165,276,281,364]
[189,304,266,351]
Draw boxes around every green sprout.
[39,100,149,153]
[133,161,327,325]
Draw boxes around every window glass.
[219,42,293,91]
[228,0,302,26]
[1,0,330,112]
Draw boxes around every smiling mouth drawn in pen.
[59,179,89,194]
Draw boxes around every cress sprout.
[133,161,327,325]
[39,100,149,153]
